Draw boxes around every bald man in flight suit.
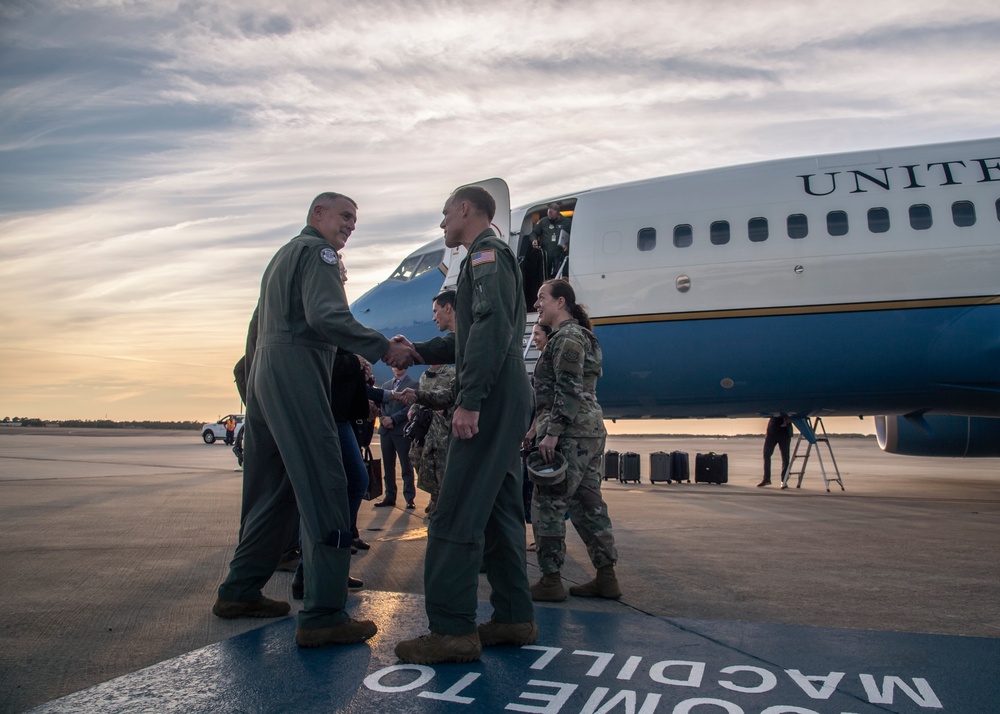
[213,192,418,649]
[394,185,537,664]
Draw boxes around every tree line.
[1,417,202,430]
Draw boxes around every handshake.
[381,335,421,370]
[393,388,419,406]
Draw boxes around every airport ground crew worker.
[759,415,793,487]
[394,186,537,664]
[530,278,621,601]
[212,192,418,649]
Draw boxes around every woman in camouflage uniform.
[529,279,621,602]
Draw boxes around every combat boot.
[478,619,539,647]
[569,565,622,599]
[394,631,482,664]
[296,618,377,647]
[212,595,290,619]
[530,572,567,602]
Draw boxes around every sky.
[1,0,998,429]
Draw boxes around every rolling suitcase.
[620,452,641,483]
[670,451,690,483]
[604,450,620,481]
[650,451,672,483]
[695,452,728,484]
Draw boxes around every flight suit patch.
[320,247,339,265]
[471,249,497,277]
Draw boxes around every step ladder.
[781,417,844,492]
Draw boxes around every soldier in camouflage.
[407,363,456,514]
[403,290,458,514]
[529,278,621,602]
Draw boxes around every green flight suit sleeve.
[300,244,389,363]
[415,332,456,366]
[456,245,519,412]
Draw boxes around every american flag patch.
[471,249,496,266]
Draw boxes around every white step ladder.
[781,417,845,492]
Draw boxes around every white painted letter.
[649,661,705,687]
[617,656,643,680]
[859,674,942,708]
[363,664,434,692]
[581,687,661,714]
[506,680,578,713]
[574,650,616,677]
[524,646,563,670]
[672,698,743,713]
[419,672,481,704]
[718,665,777,694]
[785,669,845,699]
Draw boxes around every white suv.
[201,414,244,444]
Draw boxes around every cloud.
[0,0,998,420]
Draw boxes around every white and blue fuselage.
[353,137,1000,456]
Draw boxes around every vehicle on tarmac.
[201,415,244,444]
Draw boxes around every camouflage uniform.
[409,365,457,502]
[532,318,617,575]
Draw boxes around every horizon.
[1,415,877,438]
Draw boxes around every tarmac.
[1,428,998,713]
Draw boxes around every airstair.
[781,417,845,492]
[523,313,541,376]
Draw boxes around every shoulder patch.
[320,247,339,265]
[471,249,496,267]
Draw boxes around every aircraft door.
[441,178,511,291]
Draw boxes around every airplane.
[351,137,1000,458]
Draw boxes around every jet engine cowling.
[875,415,1000,457]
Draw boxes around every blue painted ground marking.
[29,592,999,713]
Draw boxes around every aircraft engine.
[875,415,1000,457]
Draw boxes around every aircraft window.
[748,217,768,242]
[673,224,692,248]
[787,214,808,239]
[909,204,932,230]
[388,254,422,281]
[413,250,445,278]
[637,227,656,251]
[710,221,730,245]
[867,207,890,233]
[951,201,976,227]
[826,211,849,236]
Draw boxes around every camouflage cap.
[526,450,568,486]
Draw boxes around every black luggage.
[649,451,672,483]
[620,452,641,483]
[695,452,728,484]
[604,450,620,481]
[670,451,690,483]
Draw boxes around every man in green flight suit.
[394,186,537,664]
[212,192,418,649]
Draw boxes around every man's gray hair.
[308,192,357,222]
